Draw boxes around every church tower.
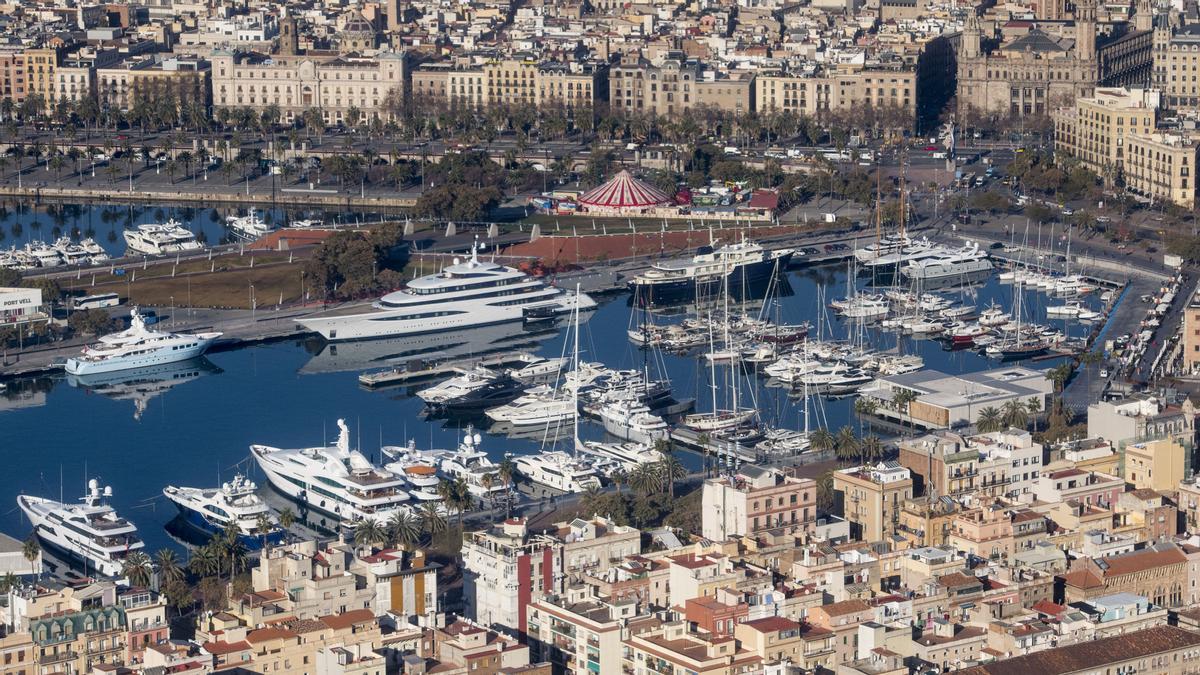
[278,16,299,56]
[963,10,981,59]
[1077,0,1097,60]
[1135,0,1154,32]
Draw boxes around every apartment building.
[701,465,817,541]
[0,49,26,101]
[210,50,406,125]
[1123,131,1199,207]
[1053,87,1159,181]
[733,616,836,672]
[527,589,636,675]
[410,59,604,110]
[623,621,760,675]
[423,618,533,675]
[898,431,981,499]
[609,53,752,117]
[1153,22,1200,110]
[23,47,58,108]
[1087,395,1196,448]
[833,462,913,542]
[967,429,1044,499]
[1031,468,1124,507]
[755,66,916,125]
[1124,438,1189,491]
[196,608,385,675]
[1186,296,1200,374]
[96,56,210,112]
[352,548,440,623]
[463,517,639,636]
[249,540,376,620]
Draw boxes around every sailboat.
[513,286,603,492]
[684,272,757,432]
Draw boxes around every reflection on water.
[65,357,223,420]
[299,317,580,375]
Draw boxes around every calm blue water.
[0,265,1092,554]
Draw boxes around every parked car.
[801,247,820,255]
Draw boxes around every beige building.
[1153,21,1200,111]
[1125,438,1188,491]
[833,462,913,542]
[527,590,635,675]
[1123,131,1199,207]
[755,67,916,126]
[1054,87,1158,181]
[410,59,604,110]
[96,56,210,113]
[210,50,406,125]
[623,621,760,675]
[957,0,1154,116]
[23,47,58,108]
[609,53,752,117]
[197,608,385,675]
[701,465,817,541]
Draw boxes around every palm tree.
[581,485,604,515]
[977,406,1003,433]
[610,468,627,495]
[154,549,183,585]
[861,435,885,464]
[188,544,219,578]
[1046,363,1074,393]
[254,513,275,549]
[628,463,660,496]
[278,508,296,543]
[853,397,878,434]
[419,502,447,537]
[21,535,39,577]
[810,428,835,455]
[1001,399,1030,430]
[388,511,421,550]
[657,455,687,498]
[1026,397,1043,432]
[834,426,859,462]
[893,389,918,432]
[353,520,386,551]
[121,551,154,588]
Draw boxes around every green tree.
[1001,399,1030,430]
[893,389,918,431]
[121,551,154,587]
[68,308,116,336]
[387,510,421,550]
[976,406,1003,433]
[834,426,859,462]
[278,508,296,543]
[188,544,219,577]
[353,520,386,551]
[656,454,687,498]
[21,535,39,577]
[419,501,447,536]
[810,428,835,455]
[154,549,183,585]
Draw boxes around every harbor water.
[0,263,1093,553]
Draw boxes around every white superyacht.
[900,242,992,281]
[18,479,144,578]
[123,220,204,255]
[162,474,282,548]
[251,419,411,525]
[514,451,602,492]
[297,244,596,341]
[64,308,222,375]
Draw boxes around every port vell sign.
[0,287,40,309]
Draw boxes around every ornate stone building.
[956,0,1154,116]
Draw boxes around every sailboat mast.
[572,284,581,457]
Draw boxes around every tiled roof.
[957,626,1200,675]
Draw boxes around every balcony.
[40,649,77,665]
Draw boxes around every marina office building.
[859,366,1053,431]
[0,286,46,330]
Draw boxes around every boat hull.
[630,252,793,306]
[298,292,596,342]
[64,335,219,375]
[168,501,283,550]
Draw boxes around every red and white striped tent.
[578,170,674,212]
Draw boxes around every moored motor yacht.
[162,474,283,548]
[18,479,144,578]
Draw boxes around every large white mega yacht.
[514,451,601,493]
[900,242,993,281]
[18,479,144,578]
[162,474,282,549]
[251,419,411,525]
[297,245,596,341]
[64,308,222,375]
[123,220,204,255]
